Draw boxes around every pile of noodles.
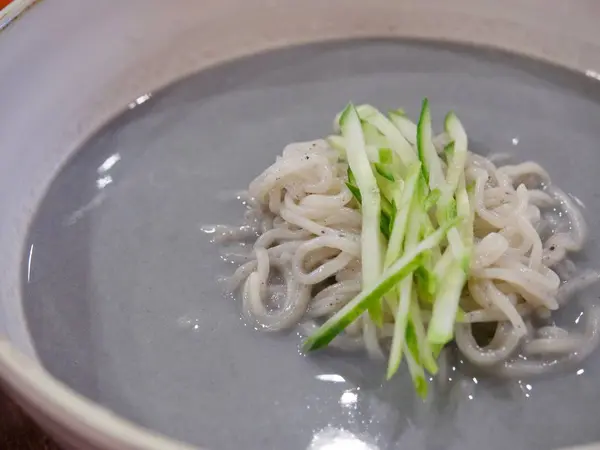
[209,138,600,377]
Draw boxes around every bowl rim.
[0,340,197,449]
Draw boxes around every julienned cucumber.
[356,104,417,170]
[444,111,468,194]
[427,262,467,344]
[386,196,424,380]
[339,104,385,324]
[305,99,472,399]
[303,219,458,352]
[416,99,446,191]
[389,109,417,145]
[384,163,421,269]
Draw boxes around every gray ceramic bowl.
[2,1,600,449]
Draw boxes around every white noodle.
[212,137,600,376]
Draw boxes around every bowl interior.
[22,39,600,450]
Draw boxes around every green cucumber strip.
[381,193,394,216]
[424,251,438,289]
[405,320,421,365]
[421,211,435,237]
[383,291,399,315]
[433,246,454,285]
[374,172,396,205]
[427,262,467,345]
[445,198,458,221]
[421,212,443,262]
[423,188,441,212]
[415,269,433,304]
[436,196,457,228]
[456,175,471,219]
[338,104,384,325]
[373,233,389,327]
[380,212,392,240]
[415,170,430,204]
[456,174,474,250]
[403,187,423,253]
[410,297,438,374]
[346,179,392,240]
[381,195,394,225]
[386,277,413,378]
[416,99,446,191]
[403,341,428,398]
[388,214,395,237]
[349,166,396,213]
[447,227,469,271]
[466,179,476,194]
[390,108,407,116]
[416,180,444,263]
[389,110,417,145]
[303,220,457,352]
[383,162,421,269]
[356,104,418,169]
[347,167,357,186]
[365,145,381,163]
[374,162,395,182]
[386,192,428,379]
[327,135,346,153]
[378,148,393,164]
[417,179,443,289]
[443,141,455,161]
[345,182,362,204]
[437,112,469,223]
[431,343,444,359]
[433,132,451,153]
[415,265,437,298]
[362,121,388,149]
[304,259,418,353]
[444,111,468,194]
[431,242,442,263]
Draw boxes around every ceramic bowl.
[2,1,600,449]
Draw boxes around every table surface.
[0,386,61,449]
